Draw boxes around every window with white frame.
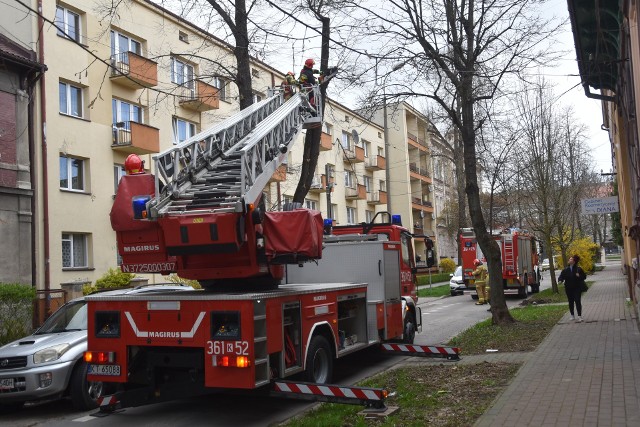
[380,180,387,192]
[55,5,81,42]
[112,99,143,130]
[60,155,85,191]
[365,210,374,223]
[171,57,195,89]
[62,233,88,268]
[253,92,263,103]
[323,123,333,136]
[363,140,370,157]
[378,146,384,157]
[113,164,126,193]
[110,30,142,65]
[341,130,351,150]
[363,176,372,193]
[213,77,226,101]
[331,204,338,221]
[59,81,83,118]
[172,117,197,144]
[305,199,318,210]
[346,207,356,224]
[344,171,355,188]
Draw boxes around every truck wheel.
[402,313,416,344]
[519,275,528,298]
[0,402,25,413]
[70,361,104,410]
[304,335,333,384]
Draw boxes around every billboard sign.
[581,196,619,215]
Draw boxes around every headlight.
[33,344,71,364]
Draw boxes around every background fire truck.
[458,228,541,299]
[83,84,429,411]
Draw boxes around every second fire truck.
[458,227,541,299]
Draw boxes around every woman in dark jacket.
[558,254,587,322]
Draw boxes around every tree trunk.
[234,0,253,110]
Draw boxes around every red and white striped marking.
[382,343,460,356]
[98,395,118,407]
[274,381,385,401]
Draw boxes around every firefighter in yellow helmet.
[472,259,489,305]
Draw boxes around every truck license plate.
[0,378,14,390]
[88,364,121,376]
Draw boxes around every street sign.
[581,196,619,215]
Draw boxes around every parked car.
[541,258,550,271]
[0,284,194,412]
[449,266,465,296]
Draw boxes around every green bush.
[0,283,36,345]
[439,258,456,273]
[83,268,135,295]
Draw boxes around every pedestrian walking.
[558,254,587,322]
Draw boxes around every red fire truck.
[84,86,431,411]
[458,227,541,299]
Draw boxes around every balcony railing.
[110,51,158,88]
[409,162,430,177]
[342,145,365,163]
[320,132,333,151]
[407,132,429,150]
[309,174,325,192]
[365,154,386,171]
[112,121,160,155]
[366,190,387,205]
[345,184,366,199]
[177,80,220,112]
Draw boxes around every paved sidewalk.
[475,265,640,427]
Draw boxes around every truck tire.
[402,312,416,344]
[304,335,333,384]
[518,275,528,298]
[69,361,103,410]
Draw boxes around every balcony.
[308,174,325,193]
[411,196,435,212]
[366,190,387,205]
[110,51,158,88]
[320,132,333,151]
[343,145,365,163]
[345,184,366,199]
[407,132,429,151]
[178,80,220,112]
[112,121,160,155]
[409,162,432,183]
[365,154,386,171]
[269,164,287,183]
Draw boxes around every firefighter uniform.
[472,263,489,305]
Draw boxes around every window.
[323,123,333,136]
[305,199,318,210]
[112,99,143,128]
[378,147,384,157]
[213,77,226,101]
[171,57,195,89]
[113,164,125,193]
[363,141,370,157]
[346,207,356,224]
[344,171,355,188]
[172,117,197,144]
[253,92,263,103]
[380,180,387,192]
[331,204,338,221]
[60,155,85,191]
[363,176,372,193]
[378,131,382,138]
[62,233,88,268]
[110,30,142,64]
[59,82,83,118]
[341,131,351,150]
[178,31,189,43]
[55,5,80,42]
[251,68,260,78]
[365,210,374,223]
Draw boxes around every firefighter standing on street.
[472,259,489,305]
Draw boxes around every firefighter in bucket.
[472,259,489,305]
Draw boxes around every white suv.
[449,266,465,296]
[0,284,194,412]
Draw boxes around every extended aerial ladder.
[110,86,325,288]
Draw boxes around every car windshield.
[454,266,462,277]
[35,300,87,334]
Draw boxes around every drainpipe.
[38,0,51,316]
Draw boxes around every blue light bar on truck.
[391,215,402,226]
[132,195,151,219]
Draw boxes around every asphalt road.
[1,278,554,427]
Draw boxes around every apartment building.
[269,100,388,224]
[431,132,458,262]
[0,7,45,285]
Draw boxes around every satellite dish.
[351,129,360,145]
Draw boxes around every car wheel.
[450,290,457,296]
[70,360,103,410]
[304,335,333,384]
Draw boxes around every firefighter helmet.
[286,71,295,76]
[304,58,315,68]
[125,154,145,175]
[474,259,482,266]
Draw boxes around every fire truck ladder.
[148,86,322,218]
[503,236,515,272]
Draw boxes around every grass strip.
[418,284,451,298]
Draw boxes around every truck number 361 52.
[206,340,249,355]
